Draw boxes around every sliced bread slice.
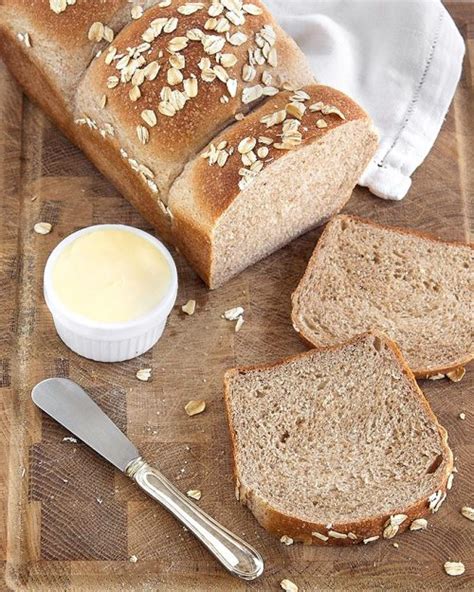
[292,215,474,378]
[224,333,453,545]
[168,86,378,288]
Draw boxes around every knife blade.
[31,377,264,581]
[32,378,139,472]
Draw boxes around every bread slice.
[0,1,137,125]
[169,85,378,287]
[224,333,453,545]
[292,216,474,378]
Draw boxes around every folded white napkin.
[266,0,465,200]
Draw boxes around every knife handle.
[126,458,264,581]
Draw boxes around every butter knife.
[31,378,264,581]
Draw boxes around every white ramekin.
[44,224,178,363]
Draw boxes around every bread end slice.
[169,86,378,288]
[292,215,474,378]
[224,333,453,545]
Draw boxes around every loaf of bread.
[0,1,377,287]
[292,215,473,377]
[224,332,454,545]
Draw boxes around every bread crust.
[223,332,454,545]
[291,215,474,378]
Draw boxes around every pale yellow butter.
[52,228,172,323]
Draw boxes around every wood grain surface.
[0,2,473,591]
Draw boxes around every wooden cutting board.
[0,4,472,590]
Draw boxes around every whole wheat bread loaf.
[292,216,474,377]
[224,333,453,545]
[169,85,377,286]
[0,1,377,287]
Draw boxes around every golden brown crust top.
[193,85,372,219]
[75,0,314,194]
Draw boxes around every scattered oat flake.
[187,489,202,501]
[429,490,447,513]
[131,5,143,19]
[428,490,444,512]
[182,300,196,316]
[34,222,52,235]
[444,561,465,576]
[393,542,399,548]
[235,316,245,333]
[459,412,466,420]
[447,473,454,490]
[410,518,428,531]
[185,399,206,416]
[389,514,408,527]
[461,506,474,521]
[50,0,68,14]
[223,307,244,321]
[280,535,294,545]
[363,536,379,544]
[328,530,347,539]
[447,367,465,382]
[129,555,138,563]
[280,579,298,592]
[136,368,152,382]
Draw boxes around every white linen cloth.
[266,0,465,200]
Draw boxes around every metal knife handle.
[126,458,264,581]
